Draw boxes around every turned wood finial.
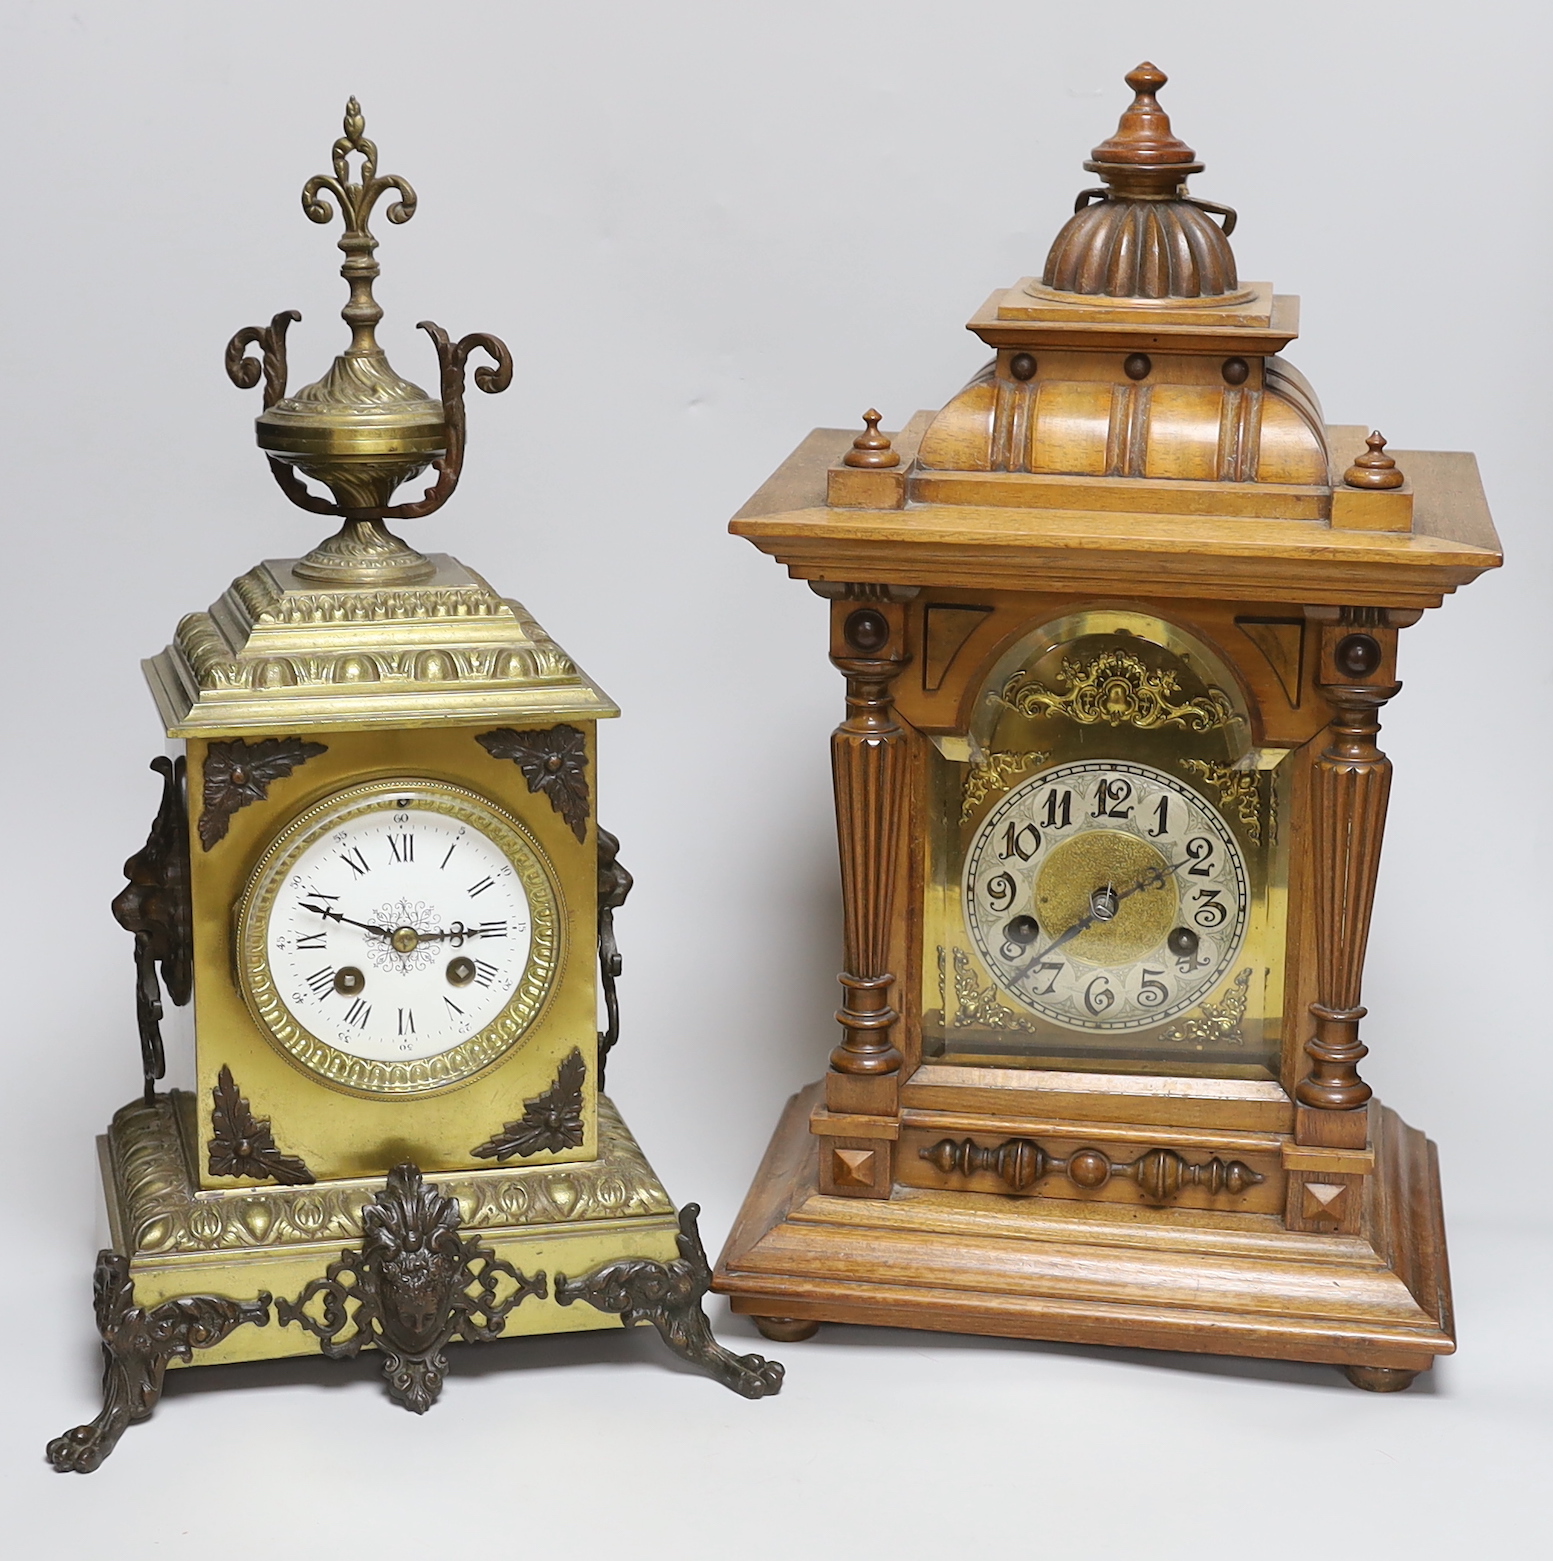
[1344,432,1405,490]
[1090,62,1199,169]
[843,409,900,469]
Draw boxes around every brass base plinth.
[48,1091,783,1471]
[713,1083,1453,1385]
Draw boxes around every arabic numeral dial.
[960,759,1249,1034]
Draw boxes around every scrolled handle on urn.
[224,310,302,410]
[920,1135,1265,1202]
[224,310,513,528]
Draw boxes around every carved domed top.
[1041,63,1240,300]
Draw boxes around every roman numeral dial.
[237,779,561,1094]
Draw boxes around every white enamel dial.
[237,779,560,1095]
[961,759,1248,1033]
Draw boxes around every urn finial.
[224,100,512,586]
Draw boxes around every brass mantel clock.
[713,65,1501,1389]
[47,101,781,1472]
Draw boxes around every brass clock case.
[235,777,562,1098]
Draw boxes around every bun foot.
[1343,1364,1420,1392]
[752,1316,820,1342]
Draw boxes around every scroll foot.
[556,1205,785,1399]
[46,1251,270,1472]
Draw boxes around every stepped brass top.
[145,553,618,737]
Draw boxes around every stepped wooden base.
[713,1083,1454,1384]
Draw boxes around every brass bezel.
[235,777,562,1098]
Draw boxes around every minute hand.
[299,904,486,945]
[300,903,395,938]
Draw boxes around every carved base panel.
[713,1083,1453,1381]
[51,1089,781,1468]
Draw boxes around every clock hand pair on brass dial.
[1011,852,1198,988]
[298,902,484,948]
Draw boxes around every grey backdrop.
[2,2,1547,1555]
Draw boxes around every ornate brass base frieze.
[50,1089,782,1469]
[109,1090,675,1258]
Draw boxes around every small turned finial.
[843,409,900,469]
[1089,61,1199,170]
[1344,431,1405,490]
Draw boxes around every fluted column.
[829,604,911,1081]
[1297,616,1401,1136]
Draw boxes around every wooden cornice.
[730,429,1501,611]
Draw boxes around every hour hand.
[415,921,481,946]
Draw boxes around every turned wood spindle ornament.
[921,1136,1264,1202]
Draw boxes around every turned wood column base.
[1296,1004,1374,1114]
[1295,1101,1370,1150]
[825,1068,900,1116]
[829,970,903,1078]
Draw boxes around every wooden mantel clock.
[47,100,781,1472]
[713,64,1501,1389]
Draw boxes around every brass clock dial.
[962,759,1248,1033]
[236,778,561,1096]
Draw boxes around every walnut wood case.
[711,64,1500,1390]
